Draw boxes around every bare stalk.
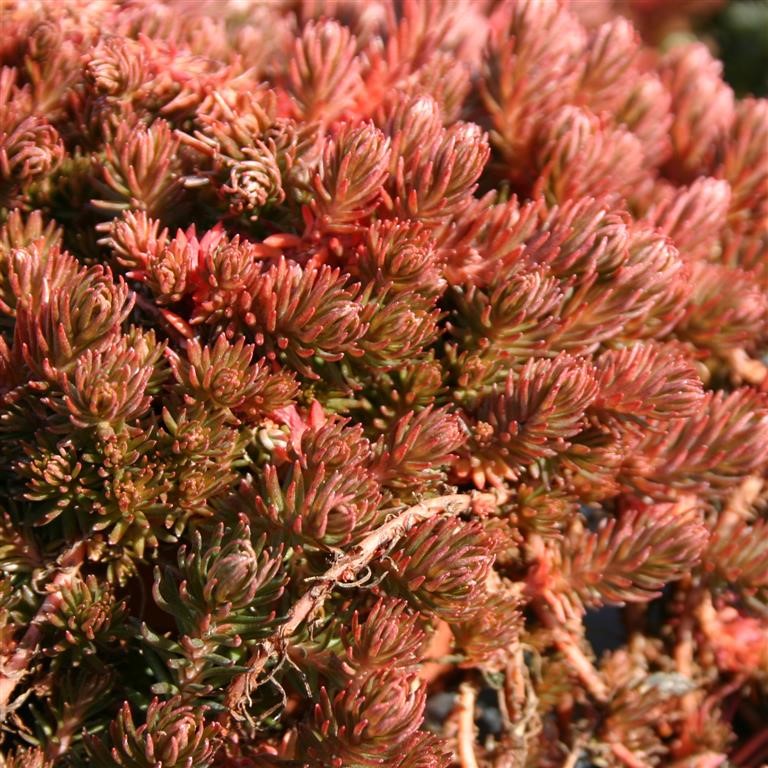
[225,491,497,712]
[457,682,480,768]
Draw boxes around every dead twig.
[225,491,498,713]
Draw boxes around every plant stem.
[537,602,609,703]
[457,681,480,768]
[610,741,653,768]
[0,543,85,720]
[225,491,497,712]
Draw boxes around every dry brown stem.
[225,491,499,712]
[457,681,481,768]
[501,644,540,765]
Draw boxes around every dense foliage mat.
[1,1,768,766]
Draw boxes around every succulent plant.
[0,1,767,767]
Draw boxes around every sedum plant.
[0,1,767,766]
